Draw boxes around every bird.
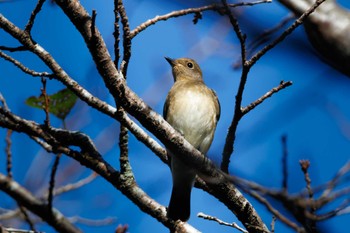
[163,57,220,221]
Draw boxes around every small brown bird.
[164,57,220,221]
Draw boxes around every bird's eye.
[187,62,193,69]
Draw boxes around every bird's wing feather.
[211,88,221,123]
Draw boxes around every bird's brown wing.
[163,96,169,120]
[211,89,221,123]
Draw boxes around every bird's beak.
[165,57,175,66]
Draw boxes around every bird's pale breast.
[166,82,217,154]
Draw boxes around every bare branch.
[117,0,131,76]
[321,161,350,198]
[18,205,36,232]
[68,215,117,226]
[242,81,293,115]
[249,0,327,67]
[0,50,53,77]
[47,154,61,212]
[0,226,40,233]
[130,1,271,39]
[221,0,326,173]
[270,216,276,233]
[5,129,13,179]
[119,122,133,178]
[51,172,97,197]
[113,0,121,66]
[24,0,46,33]
[198,212,248,233]
[0,45,27,52]
[0,208,20,220]
[220,0,251,173]
[0,104,196,232]
[0,173,81,233]
[245,189,305,232]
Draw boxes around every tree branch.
[0,173,81,233]
[0,101,196,232]
[221,0,326,172]
[130,0,271,39]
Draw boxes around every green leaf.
[26,88,78,120]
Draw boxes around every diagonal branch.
[25,0,47,33]
[0,50,53,77]
[0,102,195,232]
[0,14,166,163]
[221,0,326,173]
[249,0,327,67]
[0,173,81,233]
[130,0,271,39]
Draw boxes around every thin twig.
[5,129,13,179]
[0,45,27,52]
[221,0,247,63]
[0,93,9,109]
[18,205,36,232]
[40,77,50,127]
[220,0,251,172]
[221,0,325,172]
[47,154,61,213]
[321,160,350,198]
[130,1,271,39]
[114,0,121,66]
[117,0,132,76]
[51,172,98,197]
[305,199,350,221]
[299,160,319,231]
[0,207,20,220]
[0,226,42,233]
[234,13,294,69]
[300,160,315,207]
[25,0,46,33]
[248,0,326,67]
[244,190,304,232]
[0,50,53,77]
[68,215,117,226]
[249,13,294,51]
[242,81,293,115]
[270,216,276,233]
[198,212,248,233]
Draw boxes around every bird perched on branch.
[163,57,220,221]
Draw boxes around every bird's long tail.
[167,154,196,221]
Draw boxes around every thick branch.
[0,105,195,232]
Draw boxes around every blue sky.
[1,0,350,232]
